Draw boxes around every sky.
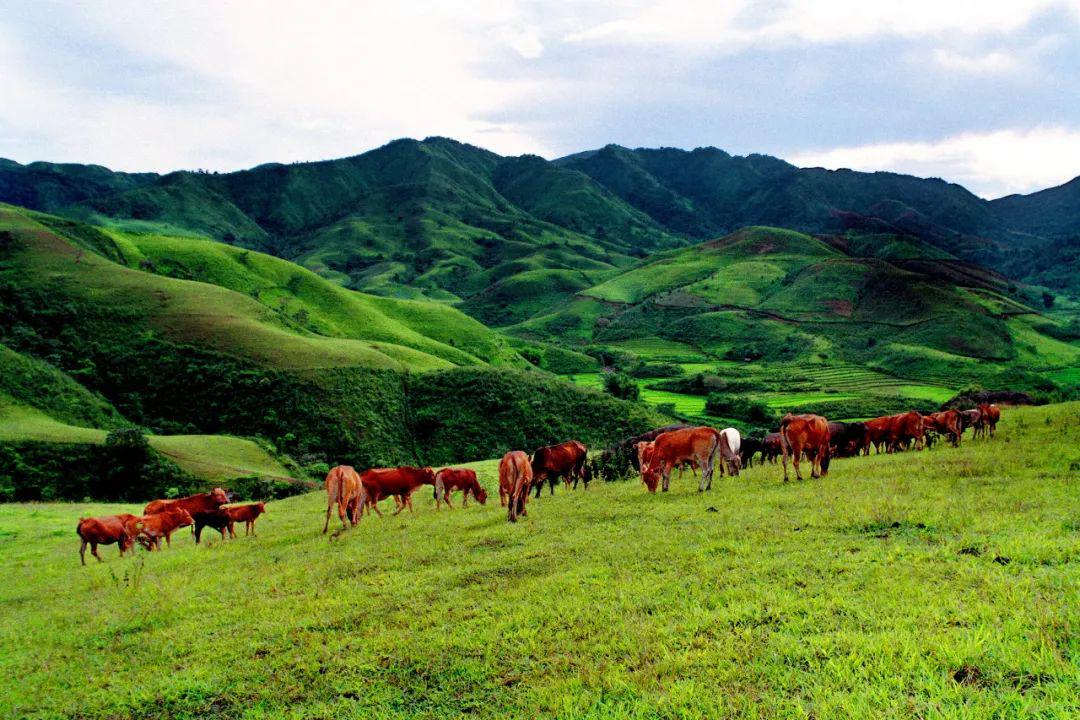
[2,1,1079,198]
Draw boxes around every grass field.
[2,403,1077,718]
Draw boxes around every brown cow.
[780,413,830,481]
[433,468,487,509]
[499,451,533,522]
[530,440,589,497]
[77,514,138,565]
[144,487,230,517]
[323,465,365,534]
[979,403,1001,438]
[959,408,983,438]
[924,410,962,447]
[865,412,924,454]
[128,507,193,550]
[225,502,266,537]
[640,426,723,493]
[360,466,437,515]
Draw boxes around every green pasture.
[1,403,1077,718]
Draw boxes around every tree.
[603,372,640,401]
[1042,291,1055,309]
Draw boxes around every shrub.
[704,394,777,424]
[604,372,640,401]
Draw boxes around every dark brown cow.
[323,465,364,534]
[499,451,533,522]
[433,468,487,509]
[979,403,1001,438]
[763,432,783,463]
[194,510,231,544]
[361,466,437,515]
[780,413,830,481]
[827,421,868,458]
[959,408,983,438]
[530,440,589,497]
[225,503,266,537]
[77,514,138,565]
[640,426,723,493]
[128,507,193,550]
[924,410,962,447]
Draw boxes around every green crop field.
[1,403,1078,718]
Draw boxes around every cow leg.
[228,521,236,539]
[461,493,468,508]
[549,477,556,496]
[195,523,203,544]
[91,542,103,563]
[662,463,672,492]
[339,501,349,530]
[80,538,88,566]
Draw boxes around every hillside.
[0,205,665,498]
[2,403,1077,717]
[510,227,1078,420]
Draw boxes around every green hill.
[0,205,665,498]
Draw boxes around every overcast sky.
[2,1,1079,198]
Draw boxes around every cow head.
[728,455,742,476]
[256,502,267,515]
[171,508,194,527]
[209,487,230,505]
[634,441,654,470]
[421,467,437,485]
[473,484,488,505]
[640,462,661,493]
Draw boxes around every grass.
[0,403,1077,718]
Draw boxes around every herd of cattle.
[75,402,1002,562]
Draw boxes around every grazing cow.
[740,436,765,468]
[499,451,533,522]
[323,465,365,534]
[433,468,488,509]
[640,426,723,493]
[225,503,266,537]
[865,412,924,454]
[360,466,437,515]
[76,514,138,565]
[128,507,193,550]
[719,427,742,476]
[863,416,891,454]
[780,413,830,481]
[979,403,1001,438]
[924,410,962,447]
[827,421,868,458]
[763,433,783,463]
[530,441,590,497]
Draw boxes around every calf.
[433,468,487,509]
[77,514,138,565]
[763,433,783,464]
[225,502,266,537]
[499,451,533,522]
[740,436,765,468]
[780,413,830,481]
[128,507,193,550]
[979,403,1001,438]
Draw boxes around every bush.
[604,372,640,401]
[704,394,777,424]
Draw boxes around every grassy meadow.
[1,403,1078,718]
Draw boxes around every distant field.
[1,403,1077,718]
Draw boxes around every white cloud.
[930,49,1023,75]
[789,126,1080,198]
[566,0,1074,47]
[0,0,555,170]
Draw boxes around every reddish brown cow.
[530,440,589,497]
[979,403,1001,438]
[959,408,983,438]
[863,416,892,454]
[924,410,962,447]
[499,451,533,522]
[433,468,487,509]
[225,503,266,537]
[361,466,437,516]
[640,426,723,493]
[323,465,364,534]
[127,507,193,550]
[77,514,138,565]
[865,412,925,453]
[780,413,830,481]
[144,487,230,517]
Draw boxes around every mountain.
[4,138,1078,305]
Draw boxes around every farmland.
[1,403,1078,718]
